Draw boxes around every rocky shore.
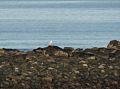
[0,40,120,89]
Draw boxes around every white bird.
[48,40,53,46]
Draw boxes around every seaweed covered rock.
[107,40,120,49]
[33,46,68,57]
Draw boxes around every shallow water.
[0,0,120,49]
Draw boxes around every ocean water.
[0,0,120,49]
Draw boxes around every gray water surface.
[0,0,120,49]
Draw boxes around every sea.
[0,0,120,49]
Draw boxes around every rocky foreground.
[0,40,120,89]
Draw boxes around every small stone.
[15,67,19,72]
[109,58,116,61]
[43,77,53,82]
[74,70,80,74]
[31,66,34,69]
[114,70,119,77]
[98,64,105,69]
[0,65,3,68]
[79,60,86,64]
[101,70,105,73]
[48,67,54,70]
[21,83,25,86]
[111,81,118,85]
[108,66,113,69]
[82,64,88,67]
[88,56,96,60]
[33,62,38,65]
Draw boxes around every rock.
[82,64,88,67]
[108,66,113,69]
[64,47,74,52]
[64,47,74,57]
[72,51,85,58]
[109,49,120,58]
[54,50,68,57]
[107,40,120,49]
[98,64,106,69]
[79,60,87,64]
[74,70,80,74]
[33,46,68,57]
[0,44,120,88]
[48,67,54,70]
[44,46,68,57]
[88,56,96,60]
[101,69,105,73]
[74,48,83,52]
[33,47,45,55]
[0,49,5,55]
[14,67,19,72]
[2,48,19,52]
[43,77,53,82]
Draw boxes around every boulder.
[44,46,68,57]
[33,46,68,57]
[109,49,120,58]
[33,47,45,55]
[107,40,120,49]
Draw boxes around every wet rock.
[107,40,120,49]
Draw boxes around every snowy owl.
[48,40,53,46]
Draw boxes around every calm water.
[0,0,120,49]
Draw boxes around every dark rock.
[64,47,74,52]
[74,48,83,52]
[107,40,120,49]
[64,47,74,57]
[33,46,68,57]
[109,49,120,58]
[2,48,19,52]
[72,51,85,58]
[44,46,68,57]
[33,47,45,55]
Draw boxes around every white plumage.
[48,40,53,46]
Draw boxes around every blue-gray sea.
[0,0,120,49]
